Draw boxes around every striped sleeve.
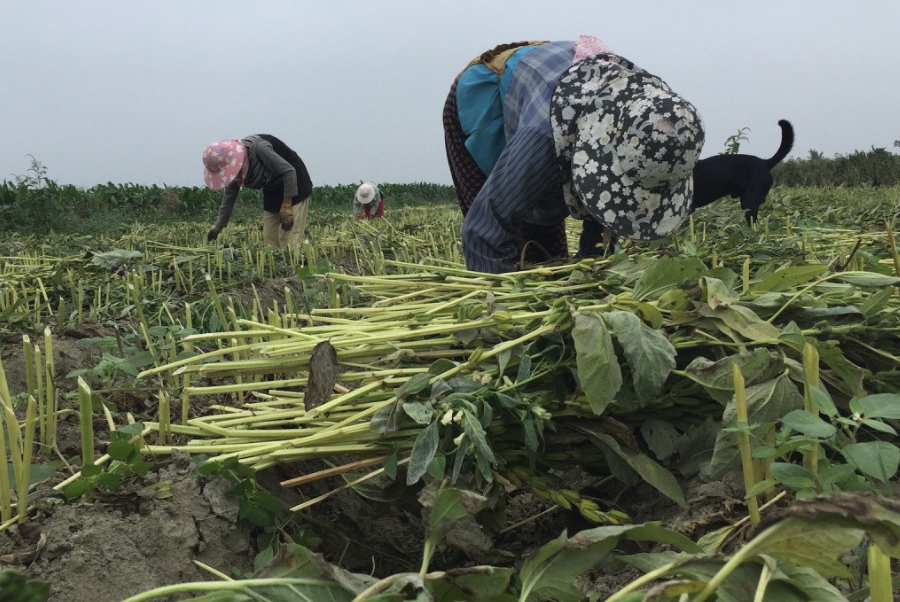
[461,127,563,274]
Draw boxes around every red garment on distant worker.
[357,197,385,219]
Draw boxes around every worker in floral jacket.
[443,35,705,273]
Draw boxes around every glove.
[207,226,221,242]
[279,202,294,230]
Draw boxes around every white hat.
[355,183,377,205]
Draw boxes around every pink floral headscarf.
[572,34,615,64]
[202,140,247,190]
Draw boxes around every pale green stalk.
[22,335,35,403]
[128,282,156,356]
[304,380,385,419]
[117,578,336,602]
[77,377,95,471]
[0,360,12,521]
[43,326,56,449]
[802,343,820,478]
[868,543,892,602]
[17,397,36,519]
[733,363,760,525]
[158,391,171,445]
[33,344,45,449]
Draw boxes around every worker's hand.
[279,202,294,230]
[207,226,221,242]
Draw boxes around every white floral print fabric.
[550,54,704,240]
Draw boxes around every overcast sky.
[2,1,898,189]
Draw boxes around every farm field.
[1,181,900,601]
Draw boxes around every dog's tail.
[766,119,794,169]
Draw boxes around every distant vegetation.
[0,157,456,236]
[774,147,900,187]
[2,146,899,237]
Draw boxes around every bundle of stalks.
[137,242,900,516]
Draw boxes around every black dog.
[691,119,794,222]
[576,120,793,257]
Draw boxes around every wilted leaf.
[633,256,707,300]
[402,400,434,425]
[710,373,804,478]
[750,265,829,293]
[685,349,784,402]
[696,304,781,342]
[571,311,622,415]
[305,340,339,412]
[90,249,143,270]
[832,272,900,287]
[406,421,439,485]
[605,311,676,404]
[588,431,685,508]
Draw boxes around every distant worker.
[353,182,385,219]
[203,135,313,250]
[443,36,704,273]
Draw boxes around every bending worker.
[203,135,313,251]
[354,182,386,219]
[442,35,705,273]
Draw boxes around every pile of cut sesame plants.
[2,185,900,601]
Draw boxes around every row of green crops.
[1,184,900,601]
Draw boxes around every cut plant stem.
[732,362,760,526]
[77,377,95,471]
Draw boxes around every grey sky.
[3,1,898,189]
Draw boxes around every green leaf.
[128,350,157,368]
[859,286,895,316]
[394,372,431,400]
[81,464,103,478]
[605,311,676,404]
[780,409,836,439]
[7,463,57,489]
[589,431,685,508]
[702,276,735,308]
[63,480,90,499]
[401,400,433,425]
[118,422,145,436]
[517,531,599,602]
[832,271,900,287]
[757,517,862,578]
[710,373,805,479]
[857,393,900,419]
[462,409,496,465]
[519,523,701,602]
[842,441,900,483]
[809,386,837,417]
[816,342,867,397]
[427,567,516,601]
[770,462,816,489]
[773,564,848,602]
[684,349,784,403]
[406,421,439,485]
[571,311,622,415]
[384,451,398,480]
[426,453,446,480]
[697,304,782,342]
[750,264,829,293]
[107,439,136,461]
[633,256,706,300]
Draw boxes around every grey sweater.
[215,135,302,229]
